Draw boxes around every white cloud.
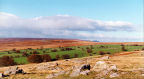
[0,12,139,42]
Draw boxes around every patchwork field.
[0,38,144,65]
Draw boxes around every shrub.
[0,56,16,66]
[41,54,51,62]
[27,48,32,50]
[22,52,29,57]
[86,47,90,49]
[27,54,43,63]
[121,45,127,51]
[81,48,84,51]
[12,48,16,51]
[62,54,70,59]
[16,50,21,53]
[142,47,144,51]
[99,51,105,55]
[89,54,93,56]
[90,45,94,49]
[43,51,46,53]
[60,48,65,51]
[51,49,57,52]
[8,51,11,54]
[74,54,78,58]
[121,44,124,46]
[14,55,20,58]
[87,49,92,53]
[99,45,105,48]
[77,46,80,48]
[131,44,141,46]
[56,55,60,59]
[33,51,39,54]
[107,52,111,54]
[65,48,73,51]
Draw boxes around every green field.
[0,44,144,64]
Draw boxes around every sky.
[0,0,143,42]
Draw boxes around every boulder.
[70,69,80,77]
[0,73,4,78]
[101,70,109,75]
[54,71,65,76]
[80,70,90,75]
[46,71,66,79]
[100,56,109,60]
[93,61,108,72]
[70,64,91,77]
[46,74,55,79]
[109,73,119,78]
[80,64,91,71]
[108,65,117,71]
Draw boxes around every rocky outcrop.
[70,64,91,77]
[46,71,66,79]
[100,56,109,60]
[92,61,109,72]
[109,73,119,78]
[0,73,4,78]
[3,66,24,75]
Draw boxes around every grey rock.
[80,64,91,71]
[108,65,117,71]
[70,69,80,77]
[54,71,65,76]
[4,66,24,75]
[80,70,90,75]
[0,73,4,78]
[46,74,55,79]
[70,64,91,77]
[93,61,108,72]
[46,71,66,79]
[109,73,119,78]
[100,56,109,60]
[101,70,109,75]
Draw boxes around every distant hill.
[92,40,99,42]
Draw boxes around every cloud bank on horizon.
[0,12,142,42]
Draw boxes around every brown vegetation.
[62,54,70,59]
[0,56,16,66]
[27,54,43,63]
[41,54,51,62]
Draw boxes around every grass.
[5,71,144,79]
[0,44,144,65]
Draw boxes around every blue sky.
[0,0,143,42]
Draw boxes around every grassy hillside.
[0,44,144,65]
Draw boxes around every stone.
[70,69,80,77]
[0,73,4,78]
[109,73,119,78]
[65,71,70,75]
[4,66,24,75]
[80,70,90,75]
[108,65,117,71]
[54,71,65,76]
[93,61,108,72]
[46,74,55,79]
[80,64,91,71]
[101,70,109,75]
[70,64,91,77]
[46,71,66,79]
[100,56,109,60]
